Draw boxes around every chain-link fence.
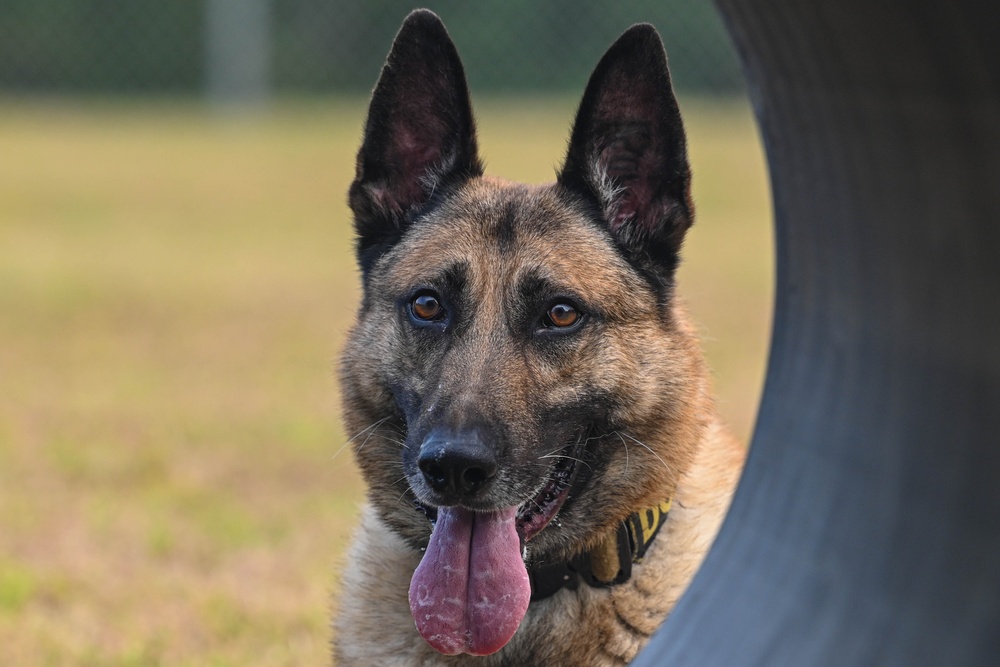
[0,0,744,99]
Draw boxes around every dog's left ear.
[349,9,482,272]
[558,24,692,276]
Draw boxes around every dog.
[333,9,744,666]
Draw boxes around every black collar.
[528,498,674,601]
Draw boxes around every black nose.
[417,430,498,499]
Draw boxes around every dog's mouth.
[415,434,583,545]
[514,436,583,543]
[408,434,585,657]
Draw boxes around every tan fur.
[333,176,745,665]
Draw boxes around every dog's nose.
[417,430,498,498]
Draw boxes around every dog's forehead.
[385,178,650,302]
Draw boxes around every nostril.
[419,460,449,491]
[459,466,490,492]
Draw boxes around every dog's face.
[340,10,708,656]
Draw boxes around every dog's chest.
[334,510,675,666]
[488,585,660,667]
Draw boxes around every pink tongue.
[408,506,530,656]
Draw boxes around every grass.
[0,95,772,665]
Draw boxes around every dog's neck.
[527,497,673,601]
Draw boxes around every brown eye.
[546,303,579,328]
[411,293,444,321]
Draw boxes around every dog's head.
[340,9,709,656]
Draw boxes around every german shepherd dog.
[334,9,744,666]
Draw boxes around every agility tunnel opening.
[634,1,1000,664]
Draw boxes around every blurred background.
[0,1,771,665]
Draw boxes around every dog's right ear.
[349,9,482,272]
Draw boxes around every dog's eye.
[410,292,444,321]
[544,303,580,328]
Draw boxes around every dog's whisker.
[356,420,401,456]
[391,475,415,506]
[621,432,672,475]
[348,416,394,443]
[615,431,631,476]
[521,495,546,514]
[378,436,409,449]
[331,416,394,461]
[539,443,568,458]
[538,453,593,473]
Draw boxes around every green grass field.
[0,96,772,666]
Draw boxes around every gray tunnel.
[635,0,1000,665]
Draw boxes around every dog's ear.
[558,24,692,276]
[349,9,482,271]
